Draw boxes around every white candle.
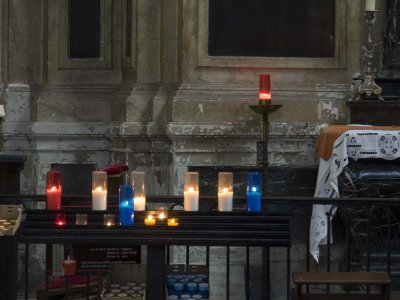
[365,0,375,11]
[184,187,199,211]
[92,186,107,210]
[134,196,146,211]
[218,190,233,212]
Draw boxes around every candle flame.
[50,186,57,191]
[222,188,229,193]
[159,213,165,220]
[188,187,194,192]
[259,92,271,100]
[95,186,103,192]
[251,187,257,192]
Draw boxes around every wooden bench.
[293,272,391,300]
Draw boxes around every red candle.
[55,213,66,227]
[259,74,271,101]
[46,171,62,210]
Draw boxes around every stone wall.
[0,0,381,298]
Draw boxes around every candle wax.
[92,187,107,210]
[119,203,134,225]
[365,0,375,11]
[145,215,156,225]
[167,218,179,226]
[47,186,62,210]
[134,196,146,211]
[184,190,199,211]
[218,191,233,212]
[246,191,261,212]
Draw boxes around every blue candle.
[119,184,134,225]
[246,172,262,212]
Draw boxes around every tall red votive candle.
[259,74,271,101]
[46,171,62,210]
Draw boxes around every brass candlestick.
[249,101,282,193]
[355,10,383,100]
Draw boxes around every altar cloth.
[311,125,400,262]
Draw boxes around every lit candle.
[259,74,271,101]
[134,196,146,211]
[218,188,233,212]
[103,214,115,227]
[55,213,66,227]
[218,172,233,212]
[167,218,179,226]
[365,0,375,11]
[47,186,62,210]
[157,207,168,220]
[131,171,146,211]
[92,186,107,210]
[246,172,262,212]
[46,170,62,210]
[184,172,199,211]
[144,214,156,225]
[119,184,134,226]
[184,187,199,211]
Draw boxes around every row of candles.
[47,170,263,225]
[54,207,178,227]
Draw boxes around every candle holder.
[46,171,62,210]
[92,171,107,211]
[103,214,115,227]
[218,172,233,212]
[131,171,146,211]
[157,207,168,220]
[246,172,262,212]
[354,10,383,100]
[249,101,282,194]
[61,257,77,276]
[167,218,179,227]
[75,213,88,225]
[183,172,199,211]
[119,184,134,225]
[54,213,66,227]
[144,213,156,225]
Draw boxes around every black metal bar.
[262,247,270,299]
[146,245,166,300]
[86,272,90,300]
[386,205,391,276]
[287,247,290,300]
[25,243,29,300]
[206,246,210,267]
[226,246,230,300]
[367,208,372,295]
[326,211,331,294]
[45,269,49,300]
[167,245,170,265]
[186,245,190,265]
[245,246,250,300]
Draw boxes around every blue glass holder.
[119,184,134,225]
[246,172,262,212]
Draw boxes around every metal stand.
[355,10,384,100]
[249,102,282,194]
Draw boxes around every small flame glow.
[251,187,257,192]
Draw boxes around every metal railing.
[0,194,399,299]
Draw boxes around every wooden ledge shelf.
[293,272,391,300]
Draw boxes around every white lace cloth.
[310,129,400,262]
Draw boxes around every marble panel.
[37,99,112,122]
[5,84,31,122]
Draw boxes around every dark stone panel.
[188,165,317,197]
[347,99,400,126]
[208,0,335,58]
[0,154,26,194]
[51,163,96,195]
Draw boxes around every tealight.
[54,213,66,227]
[103,214,115,227]
[157,207,168,220]
[167,218,179,227]
[144,214,156,225]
